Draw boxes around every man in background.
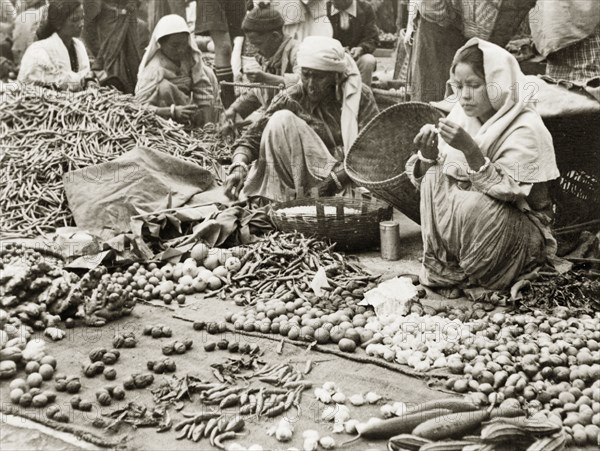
[83,0,147,93]
[327,0,378,86]
[196,0,247,108]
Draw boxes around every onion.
[319,437,335,449]
[349,394,365,406]
[322,381,337,392]
[332,392,346,403]
[344,419,360,434]
[321,406,337,422]
[334,405,350,423]
[365,391,382,404]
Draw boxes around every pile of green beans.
[0,85,226,237]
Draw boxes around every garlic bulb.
[319,436,335,449]
[349,394,365,406]
[365,392,382,404]
[380,404,394,418]
[332,423,345,434]
[331,392,346,403]
[321,405,337,422]
[322,381,337,392]
[314,388,332,404]
[334,405,350,423]
[392,401,407,416]
[344,419,360,434]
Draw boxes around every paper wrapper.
[359,277,418,317]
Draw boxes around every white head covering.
[297,36,362,154]
[440,38,560,184]
[137,14,202,81]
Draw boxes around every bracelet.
[466,157,491,175]
[330,171,343,191]
[417,150,438,164]
[228,161,249,176]
[170,104,176,119]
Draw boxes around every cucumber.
[412,409,491,441]
[353,409,453,440]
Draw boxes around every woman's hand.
[224,170,245,200]
[220,107,238,137]
[224,158,250,200]
[413,124,439,160]
[317,175,340,197]
[350,47,364,60]
[439,118,487,171]
[438,118,478,154]
[174,105,198,122]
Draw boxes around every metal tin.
[379,221,401,260]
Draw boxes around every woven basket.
[543,112,600,227]
[372,87,407,110]
[345,102,444,224]
[270,196,392,251]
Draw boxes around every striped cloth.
[547,24,600,84]
[414,0,504,39]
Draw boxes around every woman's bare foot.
[434,287,463,299]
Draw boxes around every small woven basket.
[345,102,444,224]
[270,196,392,251]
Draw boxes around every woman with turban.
[18,0,95,90]
[224,36,379,201]
[135,14,218,127]
[408,39,560,296]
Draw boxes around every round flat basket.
[344,102,444,224]
[270,197,392,251]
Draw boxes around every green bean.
[1,85,230,237]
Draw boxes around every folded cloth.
[64,146,216,233]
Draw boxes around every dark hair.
[452,46,485,79]
[37,0,83,40]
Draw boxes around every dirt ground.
[1,213,459,451]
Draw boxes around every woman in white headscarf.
[407,38,560,296]
[224,36,378,202]
[135,14,218,126]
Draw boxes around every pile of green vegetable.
[0,85,226,237]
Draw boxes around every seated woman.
[135,14,218,127]
[408,38,560,297]
[18,0,95,91]
[224,36,379,202]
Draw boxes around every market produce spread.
[1,80,599,451]
[2,232,599,450]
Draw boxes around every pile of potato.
[123,243,244,305]
[226,295,378,353]
[356,304,600,447]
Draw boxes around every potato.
[10,388,24,404]
[39,364,55,380]
[27,372,43,388]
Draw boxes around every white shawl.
[18,32,90,88]
[441,38,560,184]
